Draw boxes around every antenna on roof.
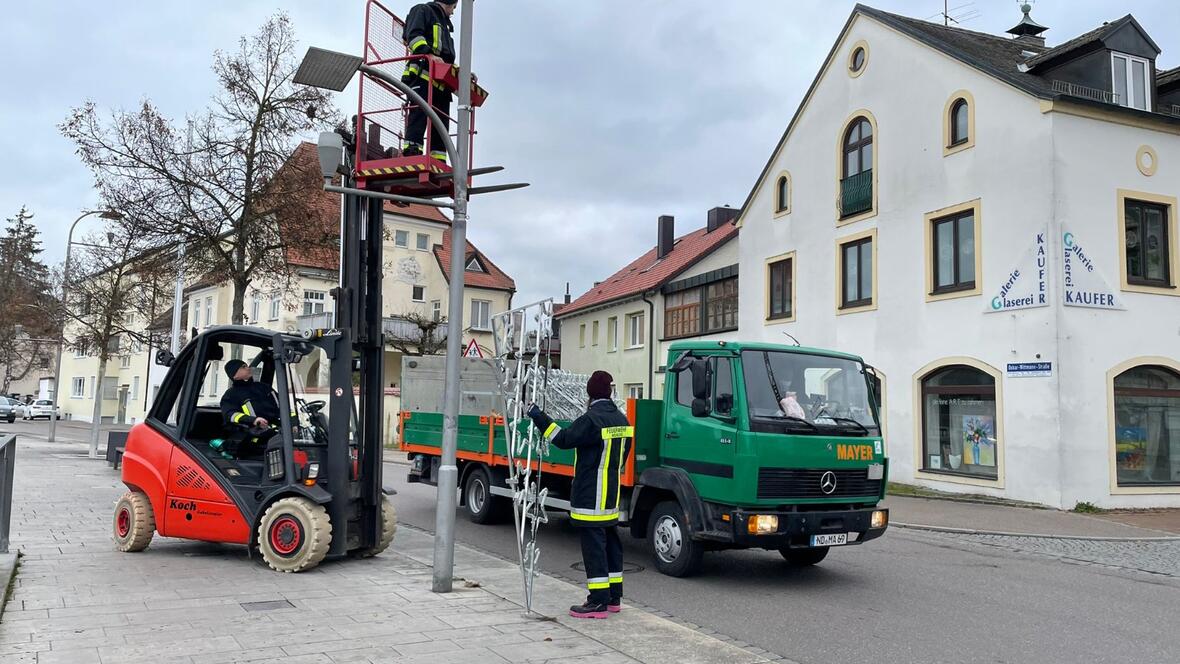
[931,1,980,27]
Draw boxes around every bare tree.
[0,206,57,394]
[60,13,339,326]
[386,312,449,357]
[63,220,171,457]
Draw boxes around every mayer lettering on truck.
[398,340,889,577]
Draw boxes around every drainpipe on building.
[642,291,656,398]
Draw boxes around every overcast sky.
[1,1,1176,306]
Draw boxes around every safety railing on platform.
[0,435,15,554]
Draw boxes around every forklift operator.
[220,359,281,430]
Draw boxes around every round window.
[850,47,866,73]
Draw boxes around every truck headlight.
[871,510,888,529]
[747,515,779,535]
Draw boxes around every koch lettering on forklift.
[169,499,197,511]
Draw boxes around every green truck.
[399,340,889,576]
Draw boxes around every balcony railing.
[295,311,335,333]
[383,316,446,345]
[840,169,873,218]
[1052,80,1119,105]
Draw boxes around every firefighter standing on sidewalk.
[401,0,457,162]
[528,371,632,619]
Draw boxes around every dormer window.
[465,255,484,272]
[1112,52,1151,111]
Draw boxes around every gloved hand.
[526,403,542,420]
[526,403,548,431]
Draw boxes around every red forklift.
[111,0,495,572]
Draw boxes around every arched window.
[1113,365,1180,486]
[950,99,969,146]
[920,364,998,479]
[775,174,790,213]
[840,116,874,218]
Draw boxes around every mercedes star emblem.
[820,471,838,495]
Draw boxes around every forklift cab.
[115,325,393,572]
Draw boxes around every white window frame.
[395,230,409,248]
[251,297,260,323]
[412,285,426,302]
[269,293,281,321]
[71,377,85,398]
[592,320,599,346]
[470,299,492,331]
[607,316,618,352]
[132,376,140,402]
[431,300,442,322]
[1111,52,1152,111]
[73,343,86,359]
[626,312,645,349]
[303,290,327,316]
[579,323,586,348]
[416,233,430,251]
[204,297,214,328]
[626,383,644,399]
[192,300,202,329]
[120,353,131,369]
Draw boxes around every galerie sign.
[1062,228,1124,310]
[986,227,1049,313]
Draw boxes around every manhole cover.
[240,600,294,612]
[570,560,644,573]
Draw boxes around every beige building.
[59,144,515,428]
[557,208,739,400]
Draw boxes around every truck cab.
[627,340,889,575]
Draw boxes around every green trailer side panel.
[632,399,663,477]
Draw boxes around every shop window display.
[1114,365,1180,486]
[921,365,998,479]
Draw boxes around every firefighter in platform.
[401,0,457,162]
[528,371,632,619]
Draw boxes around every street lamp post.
[53,210,122,445]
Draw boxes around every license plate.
[810,533,848,547]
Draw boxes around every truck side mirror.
[691,398,710,418]
[690,359,710,401]
[155,349,175,367]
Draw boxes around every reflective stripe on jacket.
[402,2,456,82]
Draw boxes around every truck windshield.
[741,350,880,435]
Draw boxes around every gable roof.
[735,5,1175,227]
[558,221,738,318]
[1024,14,1160,70]
[433,229,516,292]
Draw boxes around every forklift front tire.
[257,497,332,573]
[351,495,398,558]
[113,491,155,552]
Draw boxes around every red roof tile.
[433,229,517,292]
[558,222,738,317]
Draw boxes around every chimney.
[706,206,740,233]
[657,215,675,259]
[564,282,571,304]
[1006,3,1048,48]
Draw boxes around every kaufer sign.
[986,227,1049,313]
[1062,227,1124,310]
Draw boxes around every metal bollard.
[0,435,16,554]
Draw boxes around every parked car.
[25,400,61,420]
[0,397,17,423]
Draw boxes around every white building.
[735,5,1180,508]
[558,208,739,398]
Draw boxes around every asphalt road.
[384,460,1180,664]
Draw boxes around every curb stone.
[892,520,1180,542]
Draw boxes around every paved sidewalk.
[0,435,775,664]
[884,495,1180,538]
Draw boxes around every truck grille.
[757,468,882,500]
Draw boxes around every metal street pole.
[50,210,117,443]
[170,242,185,353]
[432,0,475,594]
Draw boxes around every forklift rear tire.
[779,546,829,566]
[649,500,704,577]
[113,491,155,552]
[351,495,398,558]
[257,497,331,573]
[464,466,509,524]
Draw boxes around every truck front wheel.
[780,546,829,566]
[648,500,703,577]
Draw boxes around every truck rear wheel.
[779,546,829,566]
[113,491,155,552]
[257,497,331,573]
[464,466,509,524]
[648,500,703,577]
